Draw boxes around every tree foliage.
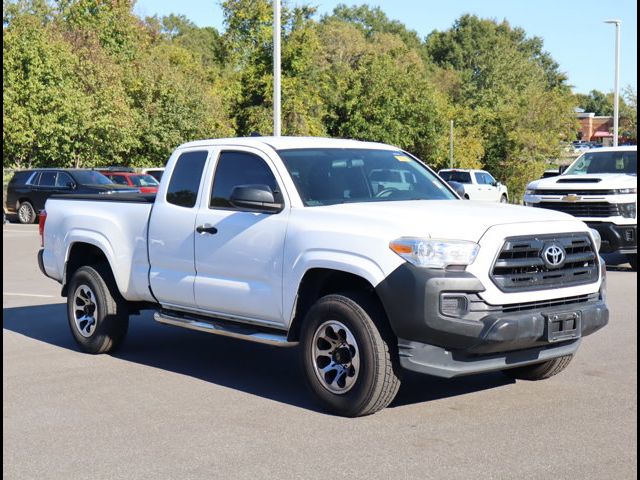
[3,1,601,201]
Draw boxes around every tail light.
[39,210,47,247]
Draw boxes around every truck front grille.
[533,202,621,218]
[491,233,599,292]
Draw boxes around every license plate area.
[545,311,581,342]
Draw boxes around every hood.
[528,173,637,190]
[310,200,576,242]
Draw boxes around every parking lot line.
[3,292,56,298]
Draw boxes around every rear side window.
[210,151,280,209]
[39,171,57,187]
[166,151,208,208]
[9,171,33,186]
[107,175,129,185]
[440,171,472,184]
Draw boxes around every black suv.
[5,169,137,223]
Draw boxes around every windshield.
[129,174,159,186]
[72,171,114,185]
[565,150,637,175]
[278,148,456,206]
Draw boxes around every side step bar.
[153,311,297,347]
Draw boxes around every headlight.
[525,189,537,195]
[389,238,480,269]
[619,202,637,219]
[590,228,602,252]
[615,188,637,194]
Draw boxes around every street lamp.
[273,0,281,137]
[604,19,621,147]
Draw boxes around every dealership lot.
[3,223,637,479]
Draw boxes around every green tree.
[3,14,89,168]
[575,89,614,115]
[327,4,422,50]
[425,15,576,200]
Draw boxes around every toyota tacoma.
[38,137,609,416]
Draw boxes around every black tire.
[628,254,638,271]
[300,292,401,417]
[67,264,129,354]
[17,201,36,224]
[500,194,508,204]
[502,355,573,381]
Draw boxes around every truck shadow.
[3,303,514,414]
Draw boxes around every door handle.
[196,224,218,235]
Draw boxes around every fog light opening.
[440,294,470,318]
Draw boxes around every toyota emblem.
[543,244,566,268]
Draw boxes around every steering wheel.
[375,187,400,199]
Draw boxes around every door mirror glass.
[229,185,283,213]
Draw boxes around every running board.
[153,311,297,347]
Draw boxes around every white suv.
[439,169,509,203]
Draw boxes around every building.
[576,110,614,146]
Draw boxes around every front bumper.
[587,222,637,254]
[397,339,582,379]
[375,263,609,377]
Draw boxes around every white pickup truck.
[38,137,609,416]
[525,146,637,270]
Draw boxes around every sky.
[134,0,637,95]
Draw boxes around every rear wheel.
[628,254,637,271]
[502,355,573,381]
[67,265,129,354]
[301,293,401,417]
[17,201,36,224]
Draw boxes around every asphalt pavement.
[3,223,637,479]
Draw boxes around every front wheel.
[300,293,401,417]
[502,355,573,381]
[500,194,508,204]
[628,254,637,271]
[67,265,129,354]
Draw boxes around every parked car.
[97,168,160,194]
[141,167,165,182]
[5,169,137,224]
[525,145,637,270]
[38,137,608,417]
[438,169,509,203]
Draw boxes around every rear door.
[33,171,59,211]
[148,149,211,308]
[193,147,289,325]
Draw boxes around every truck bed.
[41,196,156,303]
[50,193,156,203]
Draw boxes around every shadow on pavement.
[4,303,515,413]
[602,253,634,272]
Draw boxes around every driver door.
[193,148,289,326]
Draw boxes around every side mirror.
[492,181,499,187]
[229,185,283,213]
[559,165,568,175]
[66,181,77,190]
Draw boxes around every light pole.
[604,19,621,146]
[273,0,282,137]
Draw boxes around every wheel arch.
[62,240,117,297]
[287,268,391,342]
